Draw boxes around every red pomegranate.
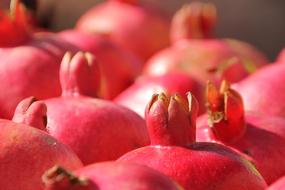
[114,72,204,117]
[276,48,285,63]
[76,0,170,61]
[43,51,149,165]
[233,63,285,118]
[267,176,285,190]
[143,2,268,85]
[0,2,78,119]
[58,30,143,99]
[0,97,83,190]
[197,81,285,184]
[118,92,267,190]
[42,162,183,190]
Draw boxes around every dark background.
[1,0,285,60]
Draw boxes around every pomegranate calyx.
[60,52,101,98]
[206,81,246,143]
[42,165,89,189]
[145,92,198,147]
[12,96,47,131]
[0,0,32,46]
[170,2,217,43]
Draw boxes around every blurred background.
[1,0,284,60]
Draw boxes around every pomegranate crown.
[206,80,246,143]
[42,165,91,190]
[170,2,217,43]
[12,97,47,131]
[60,51,102,98]
[145,92,199,147]
[0,0,34,46]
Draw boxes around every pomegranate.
[114,72,204,117]
[233,63,285,118]
[42,162,183,190]
[276,48,285,63]
[43,51,149,165]
[118,92,267,190]
[0,1,78,119]
[267,176,285,190]
[58,30,143,99]
[143,2,268,85]
[76,0,170,61]
[197,81,285,184]
[0,97,83,190]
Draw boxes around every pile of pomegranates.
[0,1,284,190]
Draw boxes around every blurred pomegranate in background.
[58,30,143,99]
[233,62,285,118]
[143,2,268,86]
[0,1,78,119]
[76,0,170,61]
[114,72,204,117]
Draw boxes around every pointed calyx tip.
[206,80,244,122]
[60,51,101,98]
[170,2,217,43]
[12,97,47,131]
[205,80,246,143]
[145,92,198,146]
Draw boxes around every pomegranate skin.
[233,63,285,118]
[76,0,170,61]
[144,3,268,85]
[0,33,78,119]
[43,162,183,190]
[198,113,285,185]
[267,176,285,190]
[0,121,83,190]
[45,96,149,164]
[44,52,149,165]
[58,30,143,99]
[119,143,266,190]
[114,72,204,118]
[118,93,267,190]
